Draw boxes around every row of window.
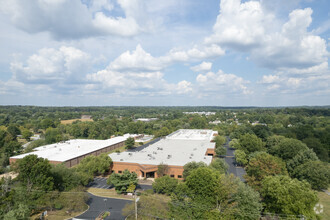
[116,170,182,178]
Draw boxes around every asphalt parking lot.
[88,177,153,191]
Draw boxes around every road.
[88,177,153,191]
[223,137,246,181]
[73,193,131,220]
[74,178,153,219]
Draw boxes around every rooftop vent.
[128,153,132,156]
[167,155,172,159]
[148,154,152,157]
[153,151,157,154]
[54,145,57,148]
[117,152,120,155]
[191,153,194,156]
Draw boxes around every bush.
[152,176,178,195]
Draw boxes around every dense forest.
[0,106,329,219]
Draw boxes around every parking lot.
[88,177,153,191]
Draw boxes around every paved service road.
[88,177,154,191]
[223,137,246,181]
[88,177,112,189]
[73,193,132,220]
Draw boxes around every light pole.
[103,198,107,212]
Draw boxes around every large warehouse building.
[10,134,141,167]
[109,129,217,179]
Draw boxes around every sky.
[0,0,329,106]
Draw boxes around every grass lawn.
[30,205,88,220]
[60,118,93,125]
[317,189,330,219]
[87,188,134,201]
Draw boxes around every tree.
[51,164,89,191]
[4,203,30,220]
[209,158,228,174]
[286,148,319,174]
[182,161,207,180]
[21,129,33,141]
[122,193,170,219]
[265,135,286,149]
[234,149,248,166]
[239,133,265,154]
[214,135,226,148]
[77,154,112,176]
[125,137,135,149]
[261,175,318,219]
[15,155,54,191]
[157,163,169,177]
[215,146,226,156]
[107,169,138,194]
[155,127,170,137]
[229,138,241,149]
[152,175,178,195]
[245,152,287,190]
[269,138,308,161]
[232,182,262,220]
[45,127,63,144]
[6,125,20,138]
[292,161,330,190]
[303,137,329,162]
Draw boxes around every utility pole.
[135,192,138,220]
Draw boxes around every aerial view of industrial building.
[9,134,142,167]
[109,129,217,179]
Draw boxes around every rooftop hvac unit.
[148,154,152,157]
[167,155,172,159]
[191,153,194,156]
[189,157,192,159]
[153,151,157,154]
[120,159,123,161]
[117,152,120,155]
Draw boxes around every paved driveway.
[88,177,154,191]
[73,193,132,220]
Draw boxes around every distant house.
[134,118,158,122]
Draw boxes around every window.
[170,175,174,178]
[118,170,122,173]
[178,175,182,178]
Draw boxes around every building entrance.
[146,171,155,178]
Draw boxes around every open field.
[60,118,93,125]
[318,189,330,219]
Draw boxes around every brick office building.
[109,129,217,179]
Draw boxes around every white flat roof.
[109,129,217,166]
[10,135,130,162]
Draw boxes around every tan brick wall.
[111,161,185,179]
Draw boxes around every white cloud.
[167,44,225,62]
[206,0,329,75]
[196,70,251,95]
[11,46,91,84]
[205,0,273,50]
[190,62,212,72]
[0,0,151,39]
[109,44,166,72]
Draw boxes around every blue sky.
[0,0,329,106]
